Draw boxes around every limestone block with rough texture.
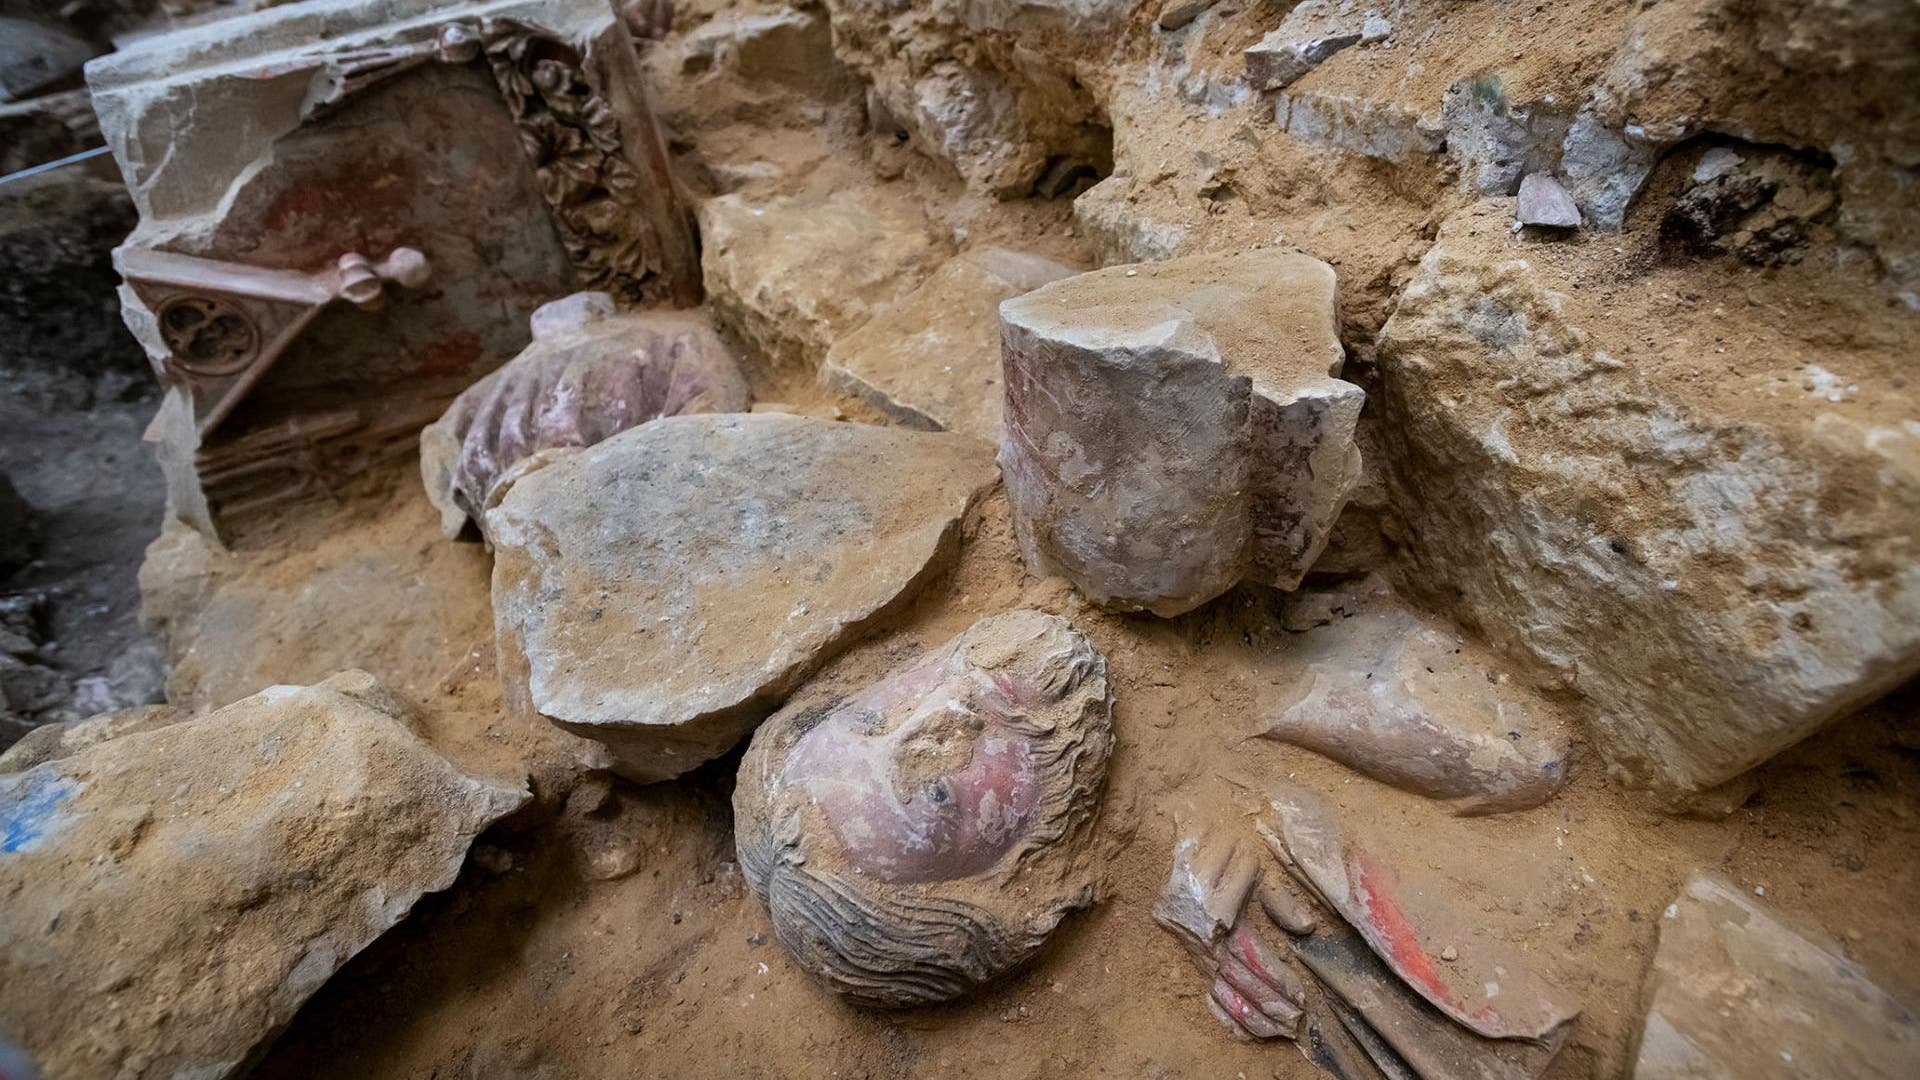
[1000,249,1362,616]
[1244,0,1386,92]
[823,248,1077,443]
[1634,873,1920,1079]
[0,671,527,1080]
[698,189,948,373]
[1376,206,1920,796]
[821,0,1128,196]
[489,414,1000,782]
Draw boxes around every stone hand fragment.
[999,249,1363,617]
[1260,786,1581,1044]
[734,611,1112,1007]
[1634,873,1920,1079]
[0,672,527,1080]
[489,414,1000,783]
[1154,798,1309,1040]
[420,293,748,538]
[1259,580,1571,815]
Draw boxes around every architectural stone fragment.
[0,671,527,1079]
[419,292,748,538]
[822,248,1077,443]
[489,414,1000,782]
[999,249,1362,616]
[1634,873,1920,1079]
[87,0,699,538]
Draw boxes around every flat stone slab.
[0,671,527,1080]
[1635,873,1920,1079]
[420,294,749,539]
[823,247,1076,443]
[489,413,1000,782]
[1000,248,1363,616]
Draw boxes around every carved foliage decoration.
[482,20,667,305]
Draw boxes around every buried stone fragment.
[0,672,527,1080]
[1634,873,1920,1079]
[1260,786,1580,1044]
[999,249,1363,617]
[734,611,1113,1008]
[490,414,1000,783]
[420,292,748,538]
[1515,174,1582,229]
[1257,579,1572,815]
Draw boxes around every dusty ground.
[20,0,1914,1075]
[118,444,1914,1080]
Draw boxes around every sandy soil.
[115,444,1912,1080]
[97,1,1920,1076]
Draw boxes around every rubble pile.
[1,0,1917,1077]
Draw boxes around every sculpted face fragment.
[735,611,1112,1007]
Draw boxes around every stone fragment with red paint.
[999,249,1363,617]
[734,610,1112,1007]
[419,292,748,538]
[1259,786,1581,1044]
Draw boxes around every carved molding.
[482,18,689,306]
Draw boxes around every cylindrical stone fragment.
[998,249,1363,617]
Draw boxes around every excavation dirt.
[119,450,1916,1080]
[8,0,1918,1076]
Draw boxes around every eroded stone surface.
[490,414,1000,782]
[0,671,527,1079]
[823,0,1127,196]
[1376,206,1920,796]
[419,293,748,538]
[735,610,1112,1007]
[698,188,948,373]
[822,248,1077,443]
[1634,873,1920,1079]
[1000,249,1361,616]
[1258,579,1572,815]
[1244,0,1381,92]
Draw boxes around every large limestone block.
[1375,206,1920,796]
[1634,873,1920,1079]
[999,249,1363,616]
[489,414,1001,782]
[0,671,527,1079]
[822,247,1077,443]
[698,189,948,373]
